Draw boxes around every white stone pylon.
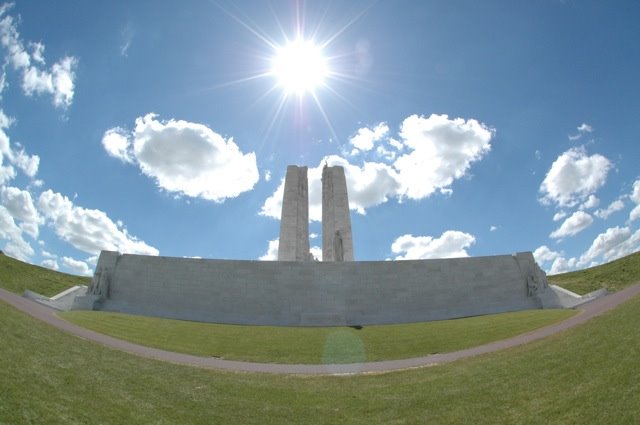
[278,165,311,261]
[322,164,354,261]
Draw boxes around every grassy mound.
[549,250,640,294]
[1,292,639,423]
[0,252,91,297]
[60,308,574,364]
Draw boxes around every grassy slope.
[549,250,640,294]
[0,252,91,297]
[60,309,574,364]
[1,294,639,424]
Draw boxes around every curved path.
[2,284,640,375]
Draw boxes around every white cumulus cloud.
[549,256,577,275]
[0,5,29,69]
[391,230,475,260]
[50,56,78,108]
[579,194,599,210]
[533,245,562,264]
[259,238,279,261]
[543,226,640,274]
[0,110,39,179]
[261,114,494,221]
[310,245,322,261]
[550,211,594,239]
[260,178,285,220]
[259,238,322,261]
[578,226,633,266]
[102,114,259,202]
[629,179,640,223]
[0,5,78,108]
[11,147,39,177]
[594,199,624,220]
[569,123,594,141]
[631,180,640,204]
[38,189,159,256]
[395,114,493,199]
[552,211,567,222]
[101,127,133,163]
[28,41,44,64]
[349,122,389,153]
[41,258,59,271]
[0,161,15,185]
[539,146,611,208]
[62,256,92,276]
[533,245,579,275]
[0,186,42,238]
[630,205,640,223]
[0,205,33,261]
[41,249,56,259]
[577,123,593,133]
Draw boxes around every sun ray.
[268,2,291,45]
[321,84,361,113]
[211,1,280,50]
[247,80,284,110]
[310,91,340,144]
[203,0,378,148]
[201,71,273,92]
[318,1,376,50]
[258,92,290,153]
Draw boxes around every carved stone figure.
[89,267,111,299]
[535,263,549,290]
[526,274,539,297]
[98,268,110,298]
[89,268,102,295]
[333,230,344,262]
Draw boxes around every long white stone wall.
[74,251,559,326]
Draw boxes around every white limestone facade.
[278,165,310,261]
[71,250,565,326]
[322,164,354,261]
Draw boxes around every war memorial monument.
[63,164,592,326]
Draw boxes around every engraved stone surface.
[278,165,310,261]
[75,250,563,326]
[322,164,354,261]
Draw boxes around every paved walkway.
[2,284,639,375]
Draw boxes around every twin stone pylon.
[322,164,354,262]
[277,164,353,261]
[277,165,311,261]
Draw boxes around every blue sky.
[0,0,639,276]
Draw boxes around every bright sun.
[271,38,328,97]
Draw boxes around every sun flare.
[271,38,328,97]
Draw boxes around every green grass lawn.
[4,249,640,365]
[0,252,91,297]
[2,251,640,422]
[1,293,639,423]
[548,250,640,294]
[60,308,575,364]
[56,250,640,364]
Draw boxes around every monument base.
[63,250,584,326]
